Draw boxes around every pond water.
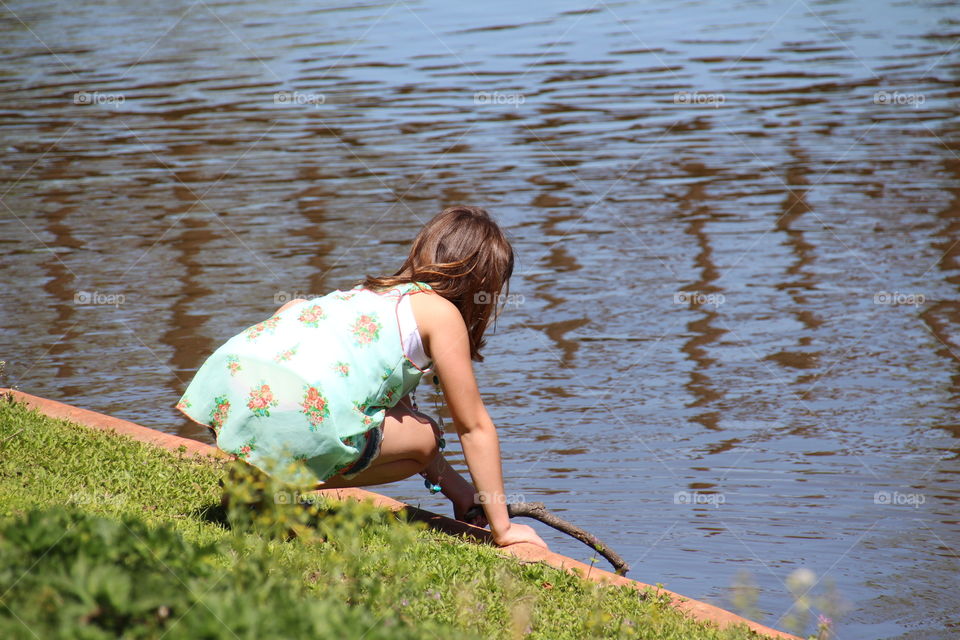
[2,1,959,637]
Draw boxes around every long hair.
[361,205,514,362]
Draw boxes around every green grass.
[0,397,770,639]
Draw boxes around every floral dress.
[176,282,433,486]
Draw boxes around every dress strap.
[406,281,432,293]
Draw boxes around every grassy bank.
[0,398,767,639]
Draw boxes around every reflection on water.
[2,1,959,637]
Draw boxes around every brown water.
[2,1,959,637]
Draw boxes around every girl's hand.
[454,502,488,528]
[450,487,488,527]
[492,522,549,549]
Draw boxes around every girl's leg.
[317,400,440,489]
[318,399,478,514]
[422,452,488,526]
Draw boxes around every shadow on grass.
[188,462,491,549]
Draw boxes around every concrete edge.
[1,388,799,640]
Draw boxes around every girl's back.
[177,282,432,484]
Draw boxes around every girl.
[177,206,548,550]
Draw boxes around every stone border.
[1,388,798,640]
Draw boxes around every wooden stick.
[465,502,631,576]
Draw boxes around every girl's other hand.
[454,503,488,528]
[492,523,549,550]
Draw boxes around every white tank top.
[397,294,430,370]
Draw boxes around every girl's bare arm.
[412,292,547,548]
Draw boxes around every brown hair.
[361,205,514,362]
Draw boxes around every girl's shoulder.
[408,287,461,328]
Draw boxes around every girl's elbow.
[455,416,496,437]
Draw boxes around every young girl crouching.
[177,205,547,549]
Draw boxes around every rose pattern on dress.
[226,355,241,376]
[175,397,191,412]
[233,441,255,460]
[332,290,358,302]
[332,361,350,377]
[247,383,279,417]
[300,385,330,430]
[352,400,375,427]
[381,382,402,405]
[244,316,281,341]
[350,313,381,346]
[274,346,298,363]
[209,395,230,432]
[297,304,327,327]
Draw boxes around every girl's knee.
[420,438,441,467]
[381,406,441,466]
[407,414,440,466]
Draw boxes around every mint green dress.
[176,282,433,486]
